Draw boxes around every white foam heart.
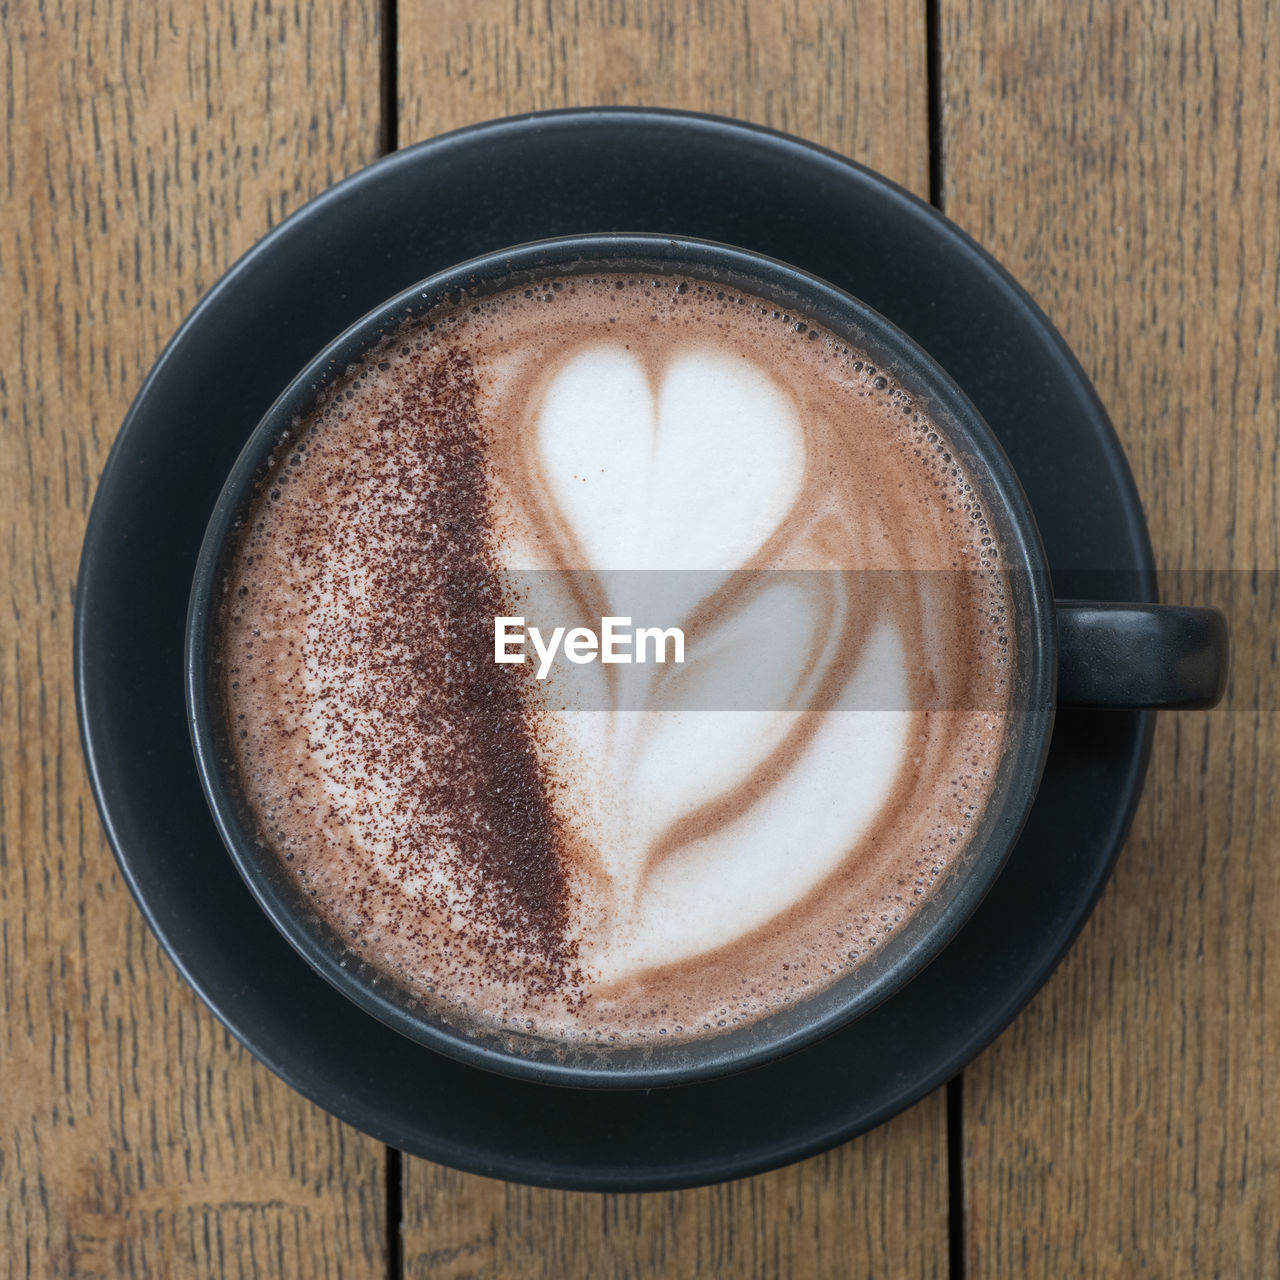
[537,346,806,573]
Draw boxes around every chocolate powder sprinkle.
[375,348,579,992]
[269,346,579,996]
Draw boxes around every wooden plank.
[940,0,1280,1273]
[396,4,947,1276]
[397,0,930,194]
[0,0,388,1275]
[404,1101,946,1280]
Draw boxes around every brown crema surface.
[221,273,1014,1048]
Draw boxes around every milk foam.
[538,346,805,574]
[221,274,1013,1046]
[529,346,909,979]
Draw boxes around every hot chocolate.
[219,272,1013,1047]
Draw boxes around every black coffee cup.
[186,234,1227,1089]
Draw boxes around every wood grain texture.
[941,0,1280,1274]
[0,1,387,1276]
[397,0,930,193]
[403,1100,946,1280]
[395,4,948,1277]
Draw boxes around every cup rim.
[185,232,1057,1089]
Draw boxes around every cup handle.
[1056,601,1229,709]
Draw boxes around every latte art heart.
[525,347,911,979]
[222,273,1014,1046]
[536,346,805,574]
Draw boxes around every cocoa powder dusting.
[301,346,578,995]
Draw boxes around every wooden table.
[4,1,1276,1275]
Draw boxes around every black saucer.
[75,108,1155,1192]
